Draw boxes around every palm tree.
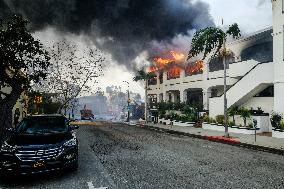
[188,23,241,137]
[133,70,156,122]
[228,106,239,125]
[239,107,251,127]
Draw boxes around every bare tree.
[43,41,105,114]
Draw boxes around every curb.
[142,124,284,156]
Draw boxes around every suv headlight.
[63,138,77,147]
[1,141,16,153]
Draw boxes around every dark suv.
[0,114,79,176]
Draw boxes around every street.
[1,122,284,188]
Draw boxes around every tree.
[40,41,105,115]
[133,69,156,122]
[228,106,238,125]
[239,107,251,126]
[0,15,50,138]
[188,23,241,137]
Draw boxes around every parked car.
[0,114,79,176]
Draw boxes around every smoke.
[0,0,214,70]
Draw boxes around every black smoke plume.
[0,0,214,69]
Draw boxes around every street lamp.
[123,81,130,123]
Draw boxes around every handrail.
[210,60,272,98]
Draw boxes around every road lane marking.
[87,181,108,189]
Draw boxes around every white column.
[203,88,212,110]
[159,93,163,102]
[157,93,160,103]
[163,92,168,102]
[163,71,167,84]
[272,0,284,114]
[203,57,210,81]
[180,69,185,83]
[180,89,187,103]
[171,92,176,103]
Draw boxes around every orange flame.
[148,66,158,73]
[185,60,204,76]
[153,57,172,65]
[150,50,185,73]
[167,65,180,79]
[153,50,185,66]
[170,51,185,62]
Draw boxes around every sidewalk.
[145,123,284,154]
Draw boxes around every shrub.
[168,112,179,121]
[229,121,235,127]
[216,115,224,125]
[210,118,216,124]
[182,104,195,115]
[270,111,283,129]
[202,113,210,123]
[279,120,284,130]
[248,123,253,128]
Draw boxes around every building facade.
[147,0,284,121]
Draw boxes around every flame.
[185,60,204,76]
[167,65,180,79]
[153,57,172,65]
[148,66,158,73]
[170,51,185,62]
[150,50,185,72]
[154,50,185,65]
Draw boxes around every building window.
[167,66,180,80]
[148,77,157,85]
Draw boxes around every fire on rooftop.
[149,50,204,79]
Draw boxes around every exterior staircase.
[209,62,274,117]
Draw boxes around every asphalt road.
[0,122,284,188]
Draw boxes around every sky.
[206,0,272,33]
[95,0,273,97]
[30,0,273,98]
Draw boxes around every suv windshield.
[16,117,67,134]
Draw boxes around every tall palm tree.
[133,70,156,123]
[188,23,241,137]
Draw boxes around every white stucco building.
[147,0,284,123]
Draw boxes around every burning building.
[146,0,284,135]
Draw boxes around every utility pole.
[222,18,229,137]
[127,89,130,122]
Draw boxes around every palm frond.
[188,23,241,61]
